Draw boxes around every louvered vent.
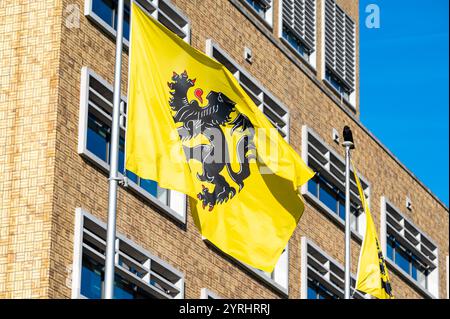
[258,0,272,9]
[324,0,355,91]
[282,0,316,52]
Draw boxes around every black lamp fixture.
[342,125,355,149]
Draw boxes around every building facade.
[0,0,448,299]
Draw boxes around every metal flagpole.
[343,126,354,299]
[104,0,125,299]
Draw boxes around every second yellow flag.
[353,161,394,299]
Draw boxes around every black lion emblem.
[168,70,256,211]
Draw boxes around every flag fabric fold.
[125,2,314,272]
[353,160,394,299]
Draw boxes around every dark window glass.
[309,172,362,224]
[80,255,156,299]
[126,170,139,183]
[80,256,103,299]
[307,279,335,299]
[411,258,426,282]
[319,183,338,213]
[411,261,418,280]
[318,291,329,299]
[395,247,411,274]
[92,0,114,27]
[87,108,160,197]
[140,179,158,197]
[118,136,125,173]
[307,285,317,299]
[282,28,308,58]
[92,0,131,40]
[87,113,110,162]
[338,197,346,220]
[325,68,351,100]
[246,0,266,15]
[114,4,131,40]
[114,276,137,299]
[386,237,394,261]
[308,176,318,195]
[123,8,131,40]
[388,234,428,285]
[338,201,346,220]
[115,277,154,299]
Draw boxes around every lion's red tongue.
[194,88,203,104]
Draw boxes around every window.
[85,0,190,45]
[206,39,290,140]
[90,0,131,40]
[386,235,429,284]
[72,208,184,299]
[205,39,289,293]
[279,0,316,66]
[255,247,289,293]
[78,67,186,222]
[301,126,368,236]
[322,0,356,107]
[242,0,273,25]
[307,278,336,299]
[200,288,222,299]
[301,237,366,299]
[381,197,439,298]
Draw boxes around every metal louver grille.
[282,0,316,52]
[210,45,290,139]
[324,0,355,91]
[306,239,366,299]
[258,0,272,9]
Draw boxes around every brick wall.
[0,0,63,298]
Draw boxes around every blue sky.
[359,0,449,206]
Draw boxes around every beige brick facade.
[0,0,448,299]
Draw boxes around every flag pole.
[104,0,125,299]
[343,126,354,299]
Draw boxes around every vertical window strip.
[244,0,273,22]
[303,127,369,234]
[384,200,438,292]
[324,0,355,93]
[87,0,190,44]
[76,210,184,299]
[305,238,366,299]
[281,0,316,53]
[86,71,166,203]
[79,67,186,222]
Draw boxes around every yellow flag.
[125,2,314,272]
[353,161,393,299]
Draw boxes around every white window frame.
[78,66,187,223]
[278,0,317,69]
[200,288,222,299]
[380,196,439,298]
[320,0,356,108]
[84,0,191,47]
[240,0,274,27]
[71,208,184,299]
[300,237,368,299]
[301,125,368,238]
[205,39,290,294]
